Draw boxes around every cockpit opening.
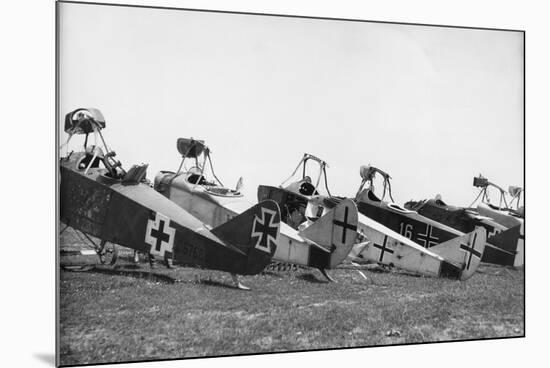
[299,181,319,196]
[77,146,105,171]
[367,189,381,202]
[187,174,208,185]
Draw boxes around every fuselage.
[406,199,506,236]
[263,182,480,280]
[155,170,250,227]
[405,198,523,267]
[156,172,343,269]
[60,152,273,275]
[355,189,463,246]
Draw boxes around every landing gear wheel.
[97,240,118,266]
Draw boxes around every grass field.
[58,232,524,366]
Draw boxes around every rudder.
[484,224,523,267]
[298,199,359,268]
[429,227,486,280]
[211,200,281,274]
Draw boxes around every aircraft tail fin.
[485,224,524,267]
[515,221,524,268]
[298,198,359,268]
[211,200,281,274]
[429,227,486,280]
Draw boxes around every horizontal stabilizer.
[429,227,486,280]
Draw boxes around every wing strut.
[280,153,333,197]
[470,174,510,210]
[356,165,395,202]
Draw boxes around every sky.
[57,2,524,207]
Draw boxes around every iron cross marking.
[252,208,278,252]
[150,219,171,252]
[416,224,440,248]
[459,233,481,270]
[373,235,394,263]
[333,206,357,243]
[145,211,175,258]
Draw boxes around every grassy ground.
[58,231,524,366]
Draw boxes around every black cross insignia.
[416,224,439,248]
[459,233,481,270]
[252,210,278,249]
[150,219,171,252]
[333,206,357,243]
[373,235,394,263]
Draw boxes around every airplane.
[467,175,524,265]
[353,165,522,268]
[404,195,523,267]
[469,174,524,227]
[154,139,359,282]
[59,108,282,290]
[258,154,487,281]
[508,185,524,217]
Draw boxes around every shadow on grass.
[476,265,521,277]
[367,265,393,274]
[392,270,423,278]
[84,266,179,284]
[296,273,330,284]
[260,271,287,278]
[199,279,242,290]
[337,263,393,274]
[116,263,143,270]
